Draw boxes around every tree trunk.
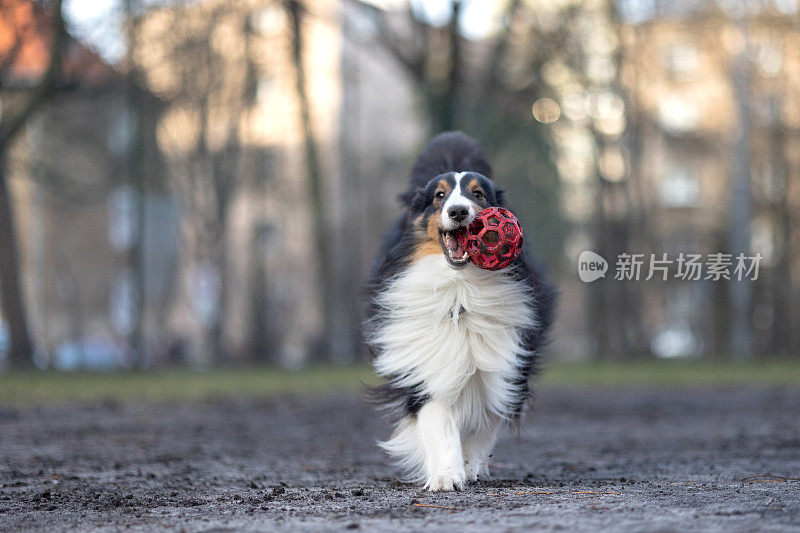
[287,0,334,360]
[0,158,35,369]
[728,17,754,359]
[769,99,795,354]
[124,0,146,368]
[0,0,67,370]
[333,10,364,362]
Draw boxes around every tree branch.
[0,35,25,84]
[375,5,426,81]
[0,0,68,151]
[488,0,521,86]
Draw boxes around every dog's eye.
[435,191,445,199]
[472,190,483,199]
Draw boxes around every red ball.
[458,207,523,270]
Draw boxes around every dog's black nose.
[448,205,469,223]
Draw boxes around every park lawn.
[1,359,799,406]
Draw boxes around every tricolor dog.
[364,131,555,491]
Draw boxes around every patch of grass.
[0,365,380,406]
[0,359,799,406]
[540,359,800,387]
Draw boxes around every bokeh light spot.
[532,98,561,124]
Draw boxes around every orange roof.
[0,0,117,86]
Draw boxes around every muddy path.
[2,386,799,531]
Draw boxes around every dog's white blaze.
[372,254,536,488]
[440,172,477,230]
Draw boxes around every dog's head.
[408,171,505,268]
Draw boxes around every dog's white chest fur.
[371,254,536,489]
[373,254,536,426]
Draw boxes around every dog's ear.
[402,186,428,213]
[398,187,417,205]
[494,188,506,206]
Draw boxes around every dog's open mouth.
[439,228,469,267]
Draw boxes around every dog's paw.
[424,472,465,492]
[465,461,480,483]
[464,458,490,483]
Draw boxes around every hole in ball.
[483,230,500,245]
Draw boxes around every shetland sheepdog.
[364,132,555,491]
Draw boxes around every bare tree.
[0,0,68,369]
[134,1,255,364]
[373,0,464,134]
[367,0,564,226]
[727,3,754,359]
[124,0,147,367]
[286,0,336,359]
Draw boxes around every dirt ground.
[2,386,799,532]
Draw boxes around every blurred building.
[6,0,796,368]
[133,0,423,366]
[1,0,173,368]
[601,1,800,357]
[2,0,425,368]
[537,0,800,359]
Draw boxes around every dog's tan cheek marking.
[467,179,487,207]
[411,179,451,262]
[432,179,451,210]
[412,211,444,262]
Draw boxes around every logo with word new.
[578,251,608,282]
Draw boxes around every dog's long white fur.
[371,254,536,491]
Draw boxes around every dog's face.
[409,171,504,268]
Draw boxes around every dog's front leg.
[463,420,499,482]
[417,401,465,492]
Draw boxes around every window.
[252,6,286,36]
[756,40,783,77]
[108,107,134,157]
[660,166,699,207]
[658,95,699,133]
[665,43,698,79]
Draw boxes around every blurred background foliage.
[0,0,798,372]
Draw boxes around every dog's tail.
[401,131,492,204]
